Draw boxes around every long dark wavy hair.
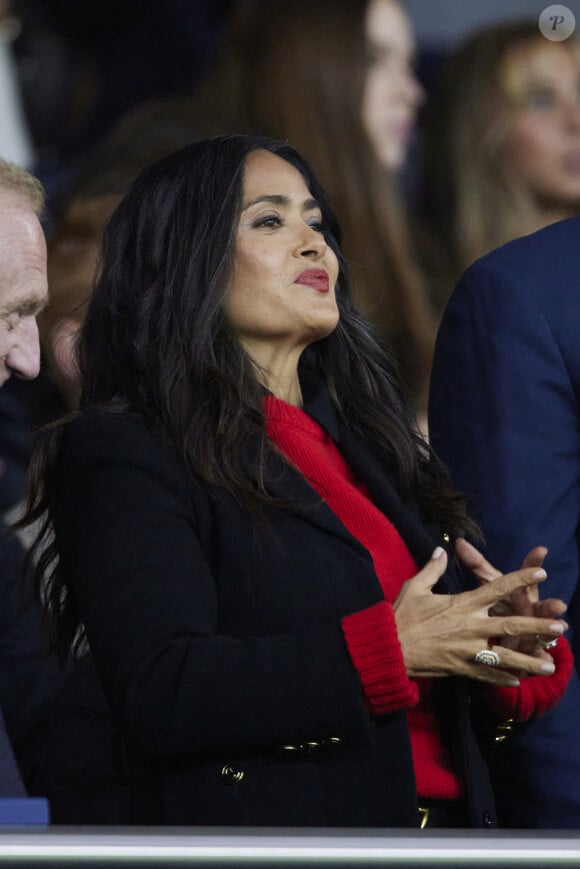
[190,0,437,410]
[24,134,477,659]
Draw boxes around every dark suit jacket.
[0,707,25,797]
[53,380,496,827]
[429,216,580,829]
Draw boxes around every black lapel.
[263,442,371,559]
[261,366,461,595]
[335,424,461,595]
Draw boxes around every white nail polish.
[432,547,444,559]
[541,662,556,674]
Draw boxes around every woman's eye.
[254,215,282,229]
[525,88,556,110]
[308,220,325,233]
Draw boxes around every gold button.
[279,744,299,753]
[306,741,321,751]
[442,532,451,544]
[495,718,515,743]
[418,806,430,829]
[323,737,343,748]
[221,763,244,784]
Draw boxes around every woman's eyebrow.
[242,194,320,211]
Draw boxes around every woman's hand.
[393,546,567,686]
[455,538,567,668]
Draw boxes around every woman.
[421,20,580,293]
[361,0,424,172]
[25,135,570,828]
[191,0,435,413]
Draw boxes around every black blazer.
[53,388,497,828]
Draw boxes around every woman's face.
[224,149,340,362]
[499,42,580,207]
[361,0,423,170]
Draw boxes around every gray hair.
[0,159,45,216]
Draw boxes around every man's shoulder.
[453,217,580,311]
[473,217,580,280]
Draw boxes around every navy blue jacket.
[429,216,580,829]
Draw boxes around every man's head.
[0,160,48,387]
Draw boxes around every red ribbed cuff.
[342,600,419,714]
[490,637,574,721]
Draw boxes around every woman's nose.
[297,225,327,258]
[398,65,424,108]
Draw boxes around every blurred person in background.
[39,94,204,407]
[40,194,118,407]
[361,0,424,173]
[193,0,436,417]
[420,20,580,300]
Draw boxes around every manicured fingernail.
[549,622,565,634]
[507,678,520,687]
[541,662,556,674]
[432,547,444,559]
[532,569,547,580]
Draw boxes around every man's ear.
[50,317,80,386]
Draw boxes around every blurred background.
[406,0,559,44]
[1,1,577,187]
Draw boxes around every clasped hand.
[394,539,567,687]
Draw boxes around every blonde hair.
[0,158,45,216]
[423,21,580,280]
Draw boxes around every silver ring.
[536,635,559,650]
[474,649,500,667]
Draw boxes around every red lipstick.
[295,269,329,293]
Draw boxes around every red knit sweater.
[264,395,573,800]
